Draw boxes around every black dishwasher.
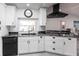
[2,36,18,56]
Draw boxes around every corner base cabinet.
[18,36,77,56]
[45,36,77,56]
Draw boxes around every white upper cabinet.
[0,4,5,19]
[39,8,47,26]
[0,3,7,56]
[0,3,8,36]
[6,6,16,26]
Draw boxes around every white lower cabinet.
[28,37,38,52]
[18,37,29,54]
[45,36,64,54]
[38,36,45,51]
[18,36,77,56]
[45,36,77,56]
[45,36,54,52]
[63,38,77,56]
[52,37,64,54]
[18,36,39,54]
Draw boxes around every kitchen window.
[74,21,79,28]
[19,19,37,33]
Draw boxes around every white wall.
[46,4,79,33]
[10,8,39,32]
[10,4,79,33]
[16,9,39,18]
[46,15,79,33]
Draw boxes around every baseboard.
[19,51,67,56]
[45,51,66,56]
[18,51,75,56]
[19,51,45,55]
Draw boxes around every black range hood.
[47,3,68,18]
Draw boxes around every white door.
[29,37,38,52]
[63,38,77,56]
[18,37,29,54]
[38,36,44,51]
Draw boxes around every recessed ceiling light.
[26,3,30,7]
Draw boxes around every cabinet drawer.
[49,46,64,54]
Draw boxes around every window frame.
[18,19,37,32]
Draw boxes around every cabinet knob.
[40,36,42,38]
[27,40,30,44]
[52,41,56,44]
[52,37,55,39]
[68,38,71,40]
[53,48,56,50]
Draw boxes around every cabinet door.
[29,37,38,52]
[6,6,16,25]
[63,38,77,56]
[39,8,46,26]
[18,37,29,54]
[45,36,54,52]
[0,4,7,37]
[38,36,44,51]
[45,36,64,54]
[51,37,64,54]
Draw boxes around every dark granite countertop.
[3,34,78,38]
[18,35,78,38]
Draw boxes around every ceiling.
[5,3,79,16]
[5,3,55,9]
[60,3,79,17]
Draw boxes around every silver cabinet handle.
[64,42,66,45]
[27,40,30,44]
[38,40,40,43]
